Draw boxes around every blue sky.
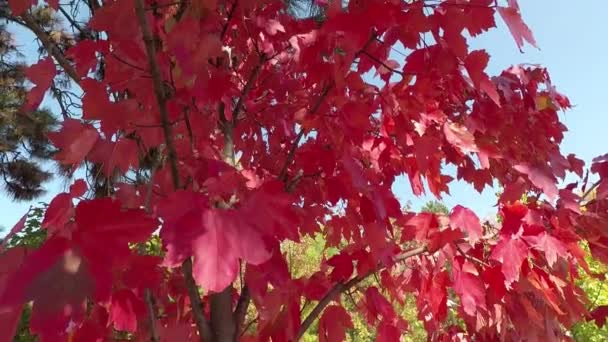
[1,2,607,230]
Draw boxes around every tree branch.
[134,1,213,341]
[220,0,238,40]
[234,285,250,335]
[278,83,332,181]
[295,245,427,340]
[183,258,214,341]
[144,289,160,342]
[232,54,266,126]
[20,13,81,84]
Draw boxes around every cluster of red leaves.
[1,0,607,341]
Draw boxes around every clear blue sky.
[1,2,607,230]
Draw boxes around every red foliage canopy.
[2,0,608,341]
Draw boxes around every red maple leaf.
[318,305,353,342]
[160,191,271,292]
[22,57,56,111]
[490,236,529,286]
[464,50,500,105]
[449,205,483,245]
[498,2,537,51]
[109,289,146,333]
[0,248,28,342]
[523,231,568,267]
[47,119,100,166]
[7,0,36,16]
[452,257,487,316]
[88,138,140,176]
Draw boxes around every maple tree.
[1,0,608,341]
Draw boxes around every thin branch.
[278,83,332,181]
[220,0,238,40]
[232,54,266,126]
[234,286,250,335]
[581,179,602,202]
[144,289,160,342]
[58,6,86,35]
[134,1,212,340]
[183,258,214,341]
[360,50,407,77]
[295,245,427,340]
[20,13,81,84]
[134,0,180,188]
[455,244,490,267]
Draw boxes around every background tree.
[0,22,57,200]
[420,200,449,215]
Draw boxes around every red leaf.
[0,248,28,342]
[364,287,396,324]
[22,57,56,111]
[443,121,478,154]
[8,0,36,16]
[0,211,28,251]
[88,138,140,176]
[523,232,568,267]
[590,305,608,327]
[377,321,401,342]
[0,239,92,339]
[160,191,271,292]
[464,50,500,105]
[66,40,109,77]
[452,258,486,316]
[158,322,194,342]
[490,236,528,286]
[326,252,354,282]
[70,179,88,197]
[318,305,353,342]
[449,205,483,245]
[74,198,158,263]
[514,163,558,201]
[41,193,74,234]
[498,3,537,51]
[109,289,145,333]
[48,119,99,166]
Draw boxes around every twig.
[360,50,407,76]
[278,84,332,181]
[220,0,238,40]
[295,245,427,340]
[232,54,267,126]
[20,13,81,84]
[455,244,490,267]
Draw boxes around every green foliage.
[420,200,449,215]
[5,204,47,249]
[570,242,608,341]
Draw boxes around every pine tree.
[0,23,57,200]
